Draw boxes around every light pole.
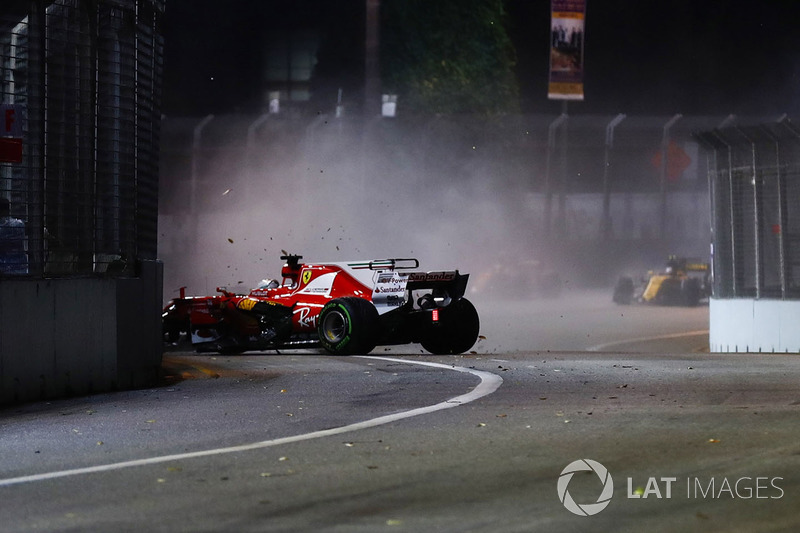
[365,0,380,115]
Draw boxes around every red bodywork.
[189,262,371,335]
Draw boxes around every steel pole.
[734,127,761,299]
[365,0,381,115]
[602,113,626,239]
[246,113,271,198]
[189,115,214,255]
[761,124,786,299]
[544,112,568,239]
[659,114,682,240]
[777,117,800,296]
[557,101,569,239]
[191,114,215,215]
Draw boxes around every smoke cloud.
[158,114,710,302]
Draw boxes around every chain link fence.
[0,0,163,278]
[697,120,800,300]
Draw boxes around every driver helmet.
[256,278,279,290]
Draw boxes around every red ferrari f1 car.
[162,255,480,355]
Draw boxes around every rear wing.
[406,271,470,300]
[366,259,469,299]
[359,259,469,298]
[339,259,471,305]
[684,262,709,273]
[670,257,709,273]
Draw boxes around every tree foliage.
[381,0,520,114]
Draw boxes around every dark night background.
[162,0,800,117]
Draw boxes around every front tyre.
[318,297,379,355]
[420,298,480,355]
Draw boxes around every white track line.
[0,356,502,488]
[587,329,709,352]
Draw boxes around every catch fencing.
[697,120,800,300]
[0,0,163,277]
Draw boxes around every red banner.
[548,0,586,100]
[0,138,22,163]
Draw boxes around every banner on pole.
[0,138,22,163]
[548,0,586,101]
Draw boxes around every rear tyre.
[420,298,480,355]
[681,278,701,306]
[318,297,379,355]
[612,276,634,305]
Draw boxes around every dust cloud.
[158,114,710,305]
[161,115,537,299]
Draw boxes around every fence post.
[735,127,762,299]
[188,114,214,255]
[659,114,682,239]
[775,117,800,298]
[191,114,214,215]
[771,126,786,300]
[544,112,568,239]
[246,114,271,199]
[602,113,626,239]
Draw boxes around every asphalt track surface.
[1,290,799,532]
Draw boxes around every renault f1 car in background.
[162,255,480,355]
[612,256,710,306]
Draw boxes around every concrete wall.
[709,297,800,353]
[0,260,163,405]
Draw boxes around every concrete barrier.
[0,260,163,405]
[710,297,800,353]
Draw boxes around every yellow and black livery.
[613,256,710,306]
